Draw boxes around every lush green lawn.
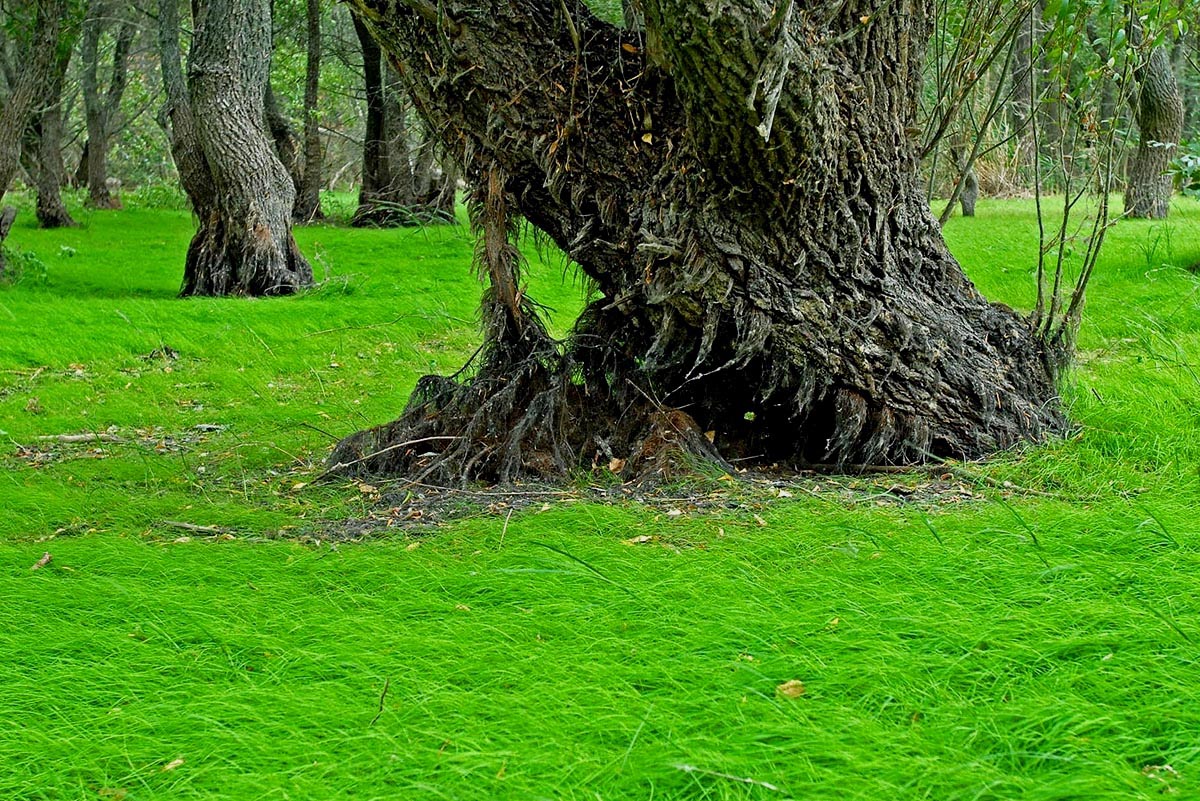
[1,191,1199,799]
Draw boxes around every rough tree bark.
[159,0,313,296]
[80,0,136,209]
[293,0,324,222]
[1125,43,1184,219]
[331,0,1066,482]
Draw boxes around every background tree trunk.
[0,0,65,204]
[264,84,303,199]
[1125,44,1184,219]
[34,40,78,228]
[80,0,135,210]
[331,0,1064,482]
[351,17,455,226]
[293,0,324,222]
[157,0,216,220]
[350,13,393,224]
[1008,4,1039,179]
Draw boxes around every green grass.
[2,190,1200,799]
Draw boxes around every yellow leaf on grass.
[776,679,806,699]
[162,757,185,772]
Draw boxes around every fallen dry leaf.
[608,457,626,473]
[753,514,768,527]
[30,552,52,571]
[776,679,806,699]
[358,483,378,495]
[622,535,653,545]
[161,757,185,772]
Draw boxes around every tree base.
[180,215,313,297]
[350,202,456,228]
[327,314,730,485]
[328,296,1065,485]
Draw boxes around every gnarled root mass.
[328,301,732,484]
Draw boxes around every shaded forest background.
[3,0,1200,216]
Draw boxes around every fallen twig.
[161,520,236,536]
[369,678,391,726]
[36,433,124,444]
[315,436,462,481]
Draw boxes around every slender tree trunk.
[0,0,64,202]
[1125,44,1184,219]
[330,0,1065,482]
[264,84,303,198]
[351,13,393,224]
[293,0,324,221]
[1009,4,1038,181]
[179,0,312,296]
[1173,40,1198,141]
[1,0,66,269]
[157,0,216,218]
[352,19,455,225]
[80,1,135,209]
[35,41,78,228]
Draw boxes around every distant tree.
[33,33,80,228]
[350,15,454,226]
[264,83,304,199]
[79,0,136,209]
[0,0,68,270]
[1125,38,1184,219]
[157,0,312,296]
[293,0,324,221]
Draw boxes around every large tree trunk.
[1125,44,1184,219]
[80,0,135,210]
[293,0,324,222]
[331,0,1065,482]
[164,0,312,296]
